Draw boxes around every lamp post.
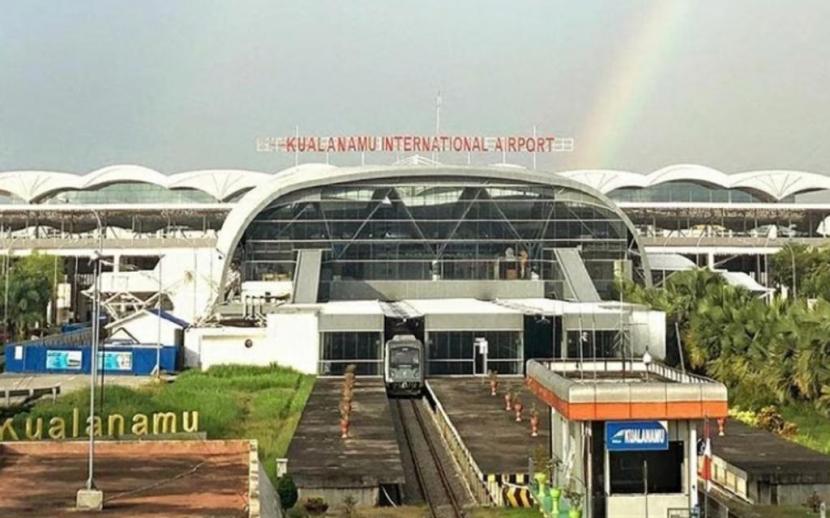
[155,254,164,380]
[77,207,104,511]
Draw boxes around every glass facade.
[427,330,522,375]
[319,331,383,375]
[41,182,216,204]
[609,182,779,203]
[0,192,25,205]
[239,178,646,298]
[566,330,620,359]
[609,441,684,494]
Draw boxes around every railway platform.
[426,377,549,506]
[285,378,405,508]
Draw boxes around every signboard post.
[605,421,669,452]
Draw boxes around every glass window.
[609,442,684,494]
[41,183,216,204]
[240,179,646,298]
[319,332,382,375]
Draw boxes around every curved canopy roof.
[0,163,826,204]
[559,164,830,200]
[0,165,269,202]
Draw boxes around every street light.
[77,207,104,510]
[155,254,165,381]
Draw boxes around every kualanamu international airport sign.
[257,134,574,154]
[0,409,199,441]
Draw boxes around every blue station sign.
[606,421,669,451]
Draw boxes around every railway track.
[396,398,466,518]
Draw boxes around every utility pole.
[155,255,164,380]
[77,208,104,511]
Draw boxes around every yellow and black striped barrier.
[501,482,534,508]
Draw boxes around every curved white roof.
[0,163,826,203]
[559,164,830,200]
[0,165,270,202]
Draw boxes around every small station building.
[527,359,728,518]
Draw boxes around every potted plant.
[303,497,329,516]
[504,390,513,411]
[564,482,583,518]
[529,404,540,437]
[339,413,350,439]
[339,397,351,417]
[548,456,564,514]
[530,445,549,487]
[513,394,524,422]
[342,383,353,404]
[488,370,499,396]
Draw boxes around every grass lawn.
[8,364,315,485]
[780,402,830,455]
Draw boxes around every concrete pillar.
[707,252,715,270]
[689,425,698,512]
[76,488,103,511]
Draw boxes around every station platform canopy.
[526,359,728,421]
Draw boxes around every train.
[384,334,424,397]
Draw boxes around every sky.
[1,0,829,175]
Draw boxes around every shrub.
[303,497,329,515]
[276,474,298,509]
[285,505,308,518]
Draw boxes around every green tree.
[770,243,830,299]
[621,265,830,415]
[1,253,64,340]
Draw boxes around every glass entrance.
[427,331,523,376]
[473,337,487,376]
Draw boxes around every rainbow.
[574,2,690,166]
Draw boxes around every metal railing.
[7,327,92,348]
[532,358,719,384]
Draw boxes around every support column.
[689,424,699,512]
[707,252,715,270]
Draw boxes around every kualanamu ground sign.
[605,421,669,451]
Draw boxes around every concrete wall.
[328,279,545,301]
[268,311,319,374]
[753,482,830,507]
[184,326,270,369]
[257,463,281,518]
[184,311,318,374]
[606,494,689,517]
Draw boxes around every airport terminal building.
[2,162,829,374]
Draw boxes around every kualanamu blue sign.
[606,421,669,451]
